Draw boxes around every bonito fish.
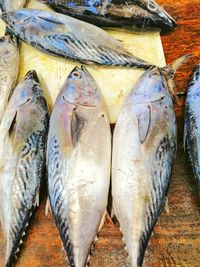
[0,0,29,12]
[0,71,49,267]
[39,0,176,30]
[184,64,200,197]
[112,56,189,267]
[0,31,19,123]
[2,9,153,69]
[47,66,111,267]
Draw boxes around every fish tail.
[4,210,32,267]
[162,54,192,101]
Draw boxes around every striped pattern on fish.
[39,0,176,30]
[184,64,200,195]
[0,70,49,266]
[2,9,153,69]
[47,66,111,266]
[112,63,178,267]
[48,136,75,266]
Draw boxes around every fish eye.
[152,71,160,76]
[148,1,157,12]
[72,72,82,79]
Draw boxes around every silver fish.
[39,0,176,30]
[184,64,200,196]
[47,66,111,267]
[2,9,153,69]
[0,70,49,267]
[112,56,189,267]
[0,0,29,12]
[0,31,19,123]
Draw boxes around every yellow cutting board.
[0,0,166,123]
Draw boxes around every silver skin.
[38,0,176,30]
[0,32,19,123]
[112,66,177,267]
[184,64,200,196]
[47,66,111,267]
[0,70,49,267]
[2,9,153,69]
[0,0,29,11]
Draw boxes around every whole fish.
[0,70,49,266]
[2,9,153,69]
[0,31,19,123]
[0,0,29,12]
[39,0,176,30]
[112,56,189,267]
[184,64,200,197]
[47,66,111,267]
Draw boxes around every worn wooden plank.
[0,0,200,266]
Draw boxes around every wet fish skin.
[184,64,200,196]
[0,31,19,123]
[112,66,177,267]
[47,66,111,267]
[0,70,49,266]
[0,0,29,12]
[2,9,153,69]
[39,0,176,30]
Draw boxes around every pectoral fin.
[136,105,151,144]
[71,110,85,147]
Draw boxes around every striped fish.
[112,56,189,267]
[184,64,200,197]
[0,31,19,123]
[39,0,176,30]
[47,66,111,267]
[2,9,153,69]
[0,70,49,266]
[0,0,29,11]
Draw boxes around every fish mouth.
[25,70,39,83]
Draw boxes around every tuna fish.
[47,66,111,267]
[2,9,153,69]
[0,31,19,123]
[112,56,189,267]
[0,0,29,12]
[0,70,49,267]
[39,0,176,30]
[184,64,200,197]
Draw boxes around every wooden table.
[0,0,200,266]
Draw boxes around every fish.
[111,55,189,267]
[0,31,19,123]
[47,66,111,267]
[0,70,49,267]
[38,0,176,30]
[184,64,200,197]
[0,0,29,12]
[2,9,153,69]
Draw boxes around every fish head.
[58,66,101,108]
[141,0,176,28]
[10,70,41,108]
[130,66,171,104]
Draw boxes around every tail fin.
[161,54,192,102]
